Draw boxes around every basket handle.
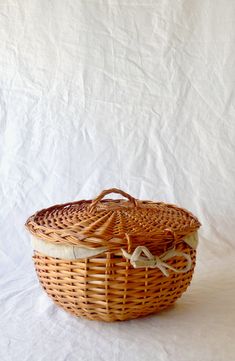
[89,188,138,210]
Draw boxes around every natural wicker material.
[26,188,201,322]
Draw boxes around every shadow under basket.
[26,188,201,322]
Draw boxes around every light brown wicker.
[25,188,201,322]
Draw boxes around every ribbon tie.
[121,246,192,277]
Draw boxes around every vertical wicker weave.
[25,188,201,322]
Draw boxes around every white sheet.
[0,1,235,360]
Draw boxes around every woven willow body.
[26,188,201,322]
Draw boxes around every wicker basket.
[25,188,201,322]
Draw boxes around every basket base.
[52,295,180,322]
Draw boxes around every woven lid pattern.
[26,188,201,252]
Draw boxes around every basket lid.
[26,188,201,252]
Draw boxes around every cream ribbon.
[121,246,192,277]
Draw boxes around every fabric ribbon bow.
[121,246,192,277]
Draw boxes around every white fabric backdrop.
[0,1,235,360]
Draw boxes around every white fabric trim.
[31,231,198,260]
[183,232,198,249]
[31,236,108,259]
